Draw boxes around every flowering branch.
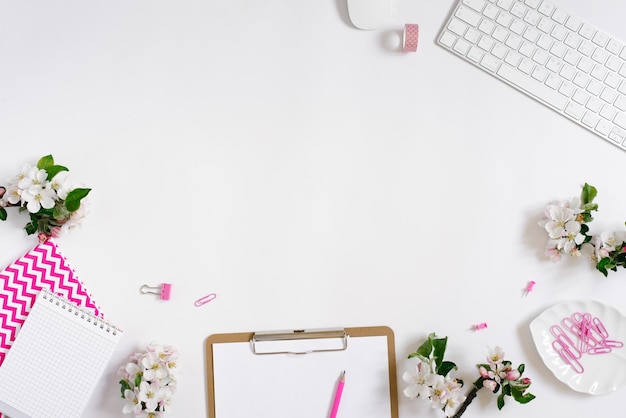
[404,335,535,417]
[539,183,626,276]
[0,155,90,237]
[118,343,178,417]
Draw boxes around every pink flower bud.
[506,370,521,381]
[479,366,489,378]
[522,377,532,385]
[483,379,498,392]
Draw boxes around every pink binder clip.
[140,283,172,301]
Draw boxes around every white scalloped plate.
[529,300,626,395]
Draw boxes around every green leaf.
[134,373,142,388]
[438,361,457,377]
[511,386,536,404]
[497,393,505,410]
[415,333,435,358]
[119,379,131,397]
[65,188,91,212]
[517,363,525,374]
[37,155,54,170]
[581,183,597,205]
[432,336,448,370]
[25,221,37,235]
[0,207,6,221]
[45,165,69,181]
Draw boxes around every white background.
[1,0,626,417]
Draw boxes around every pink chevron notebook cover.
[0,238,102,366]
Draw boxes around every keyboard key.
[524,10,540,25]
[586,96,602,112]
[600,88,617,104]
[606,38,624,55]
[492,43,508,58]
[573,72,591,88]
[582,112,599,128]
[479,19,496,34]
[448,18,469,36]
[537,1,555,16]
[591,48,608,65]
[564,102,584,119]
[600,104,617,120]
[497,63,567,109]
[563,49,581,66]
[519,58,535,74]
[440,31,457,48]
[463,0,486,12]
[587,79,603,95]
[545,73,561,89]
[532,66,549,82]
[468,46,485,62]
[559,82,576,98]
[579,23,595,40]
[525,0,540,8]
[537,17,554,33]
[605,56,622,72]
[483,4,499,19]
[595,119,613,135]
[564,32,582,49]
[572,89,590,105]
[519,42,536,57]
[614,112,626,130]
[496,12,513,27]
[551,25,567,41]
[493,26,509,42]
[454,38,472,54]
[590,65,608,81]
[456,6,482,26]
[609,127,626,143]
[478,35,495,50]
[497,0,514,10]
[578,40,594,56]
[604,72,621,89]
[564,15,582,32]
[592,31,609,47]
[505,50,522,66]
[559,64,576,80]
[480,54,501,71]
[577,57,594,73]
[551,8,568,25]
[615,95,626,111]
[523,26,540,43]
[465,28,481,43]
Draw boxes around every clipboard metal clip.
[250,328,349,355]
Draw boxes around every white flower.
[21,185,56,213]
[443,378,465,417]
[49,170,73,200]
[142,352,169,382]
[122,389,143,415]
[487,346,505,366]
[3,185,22,205]
[6,163,32,187]
[137,381,166,411]
[17,167,48,190]
[428,374,449,410]
[542,204,577,239]
[402,361,433,399]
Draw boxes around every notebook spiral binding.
[41,289,121,336]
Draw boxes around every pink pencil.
[330,371,345,418]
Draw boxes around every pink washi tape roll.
[403,23,419,52]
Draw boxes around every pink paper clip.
[472,322,488,331]
[523,280,536,296]
[194,293,217,307]
[140,283,172,301]
[552,339,585,374]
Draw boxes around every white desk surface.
[1,0,626,417]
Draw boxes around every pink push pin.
[524,280,536,296]
[472,322,488,331]
[140,283,172,300]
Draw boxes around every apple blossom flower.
[403,361,434,399]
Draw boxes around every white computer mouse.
[347,0,393,30]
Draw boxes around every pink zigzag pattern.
[0,239,103,366]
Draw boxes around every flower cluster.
[403,335,535,418]
[474,346,535,411]
[403,333,465,417]
[539,183,626,276]
[118,343,179,418]
[0,155,91,237]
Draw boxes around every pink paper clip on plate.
[140,283,172,301]
[194,293,217,307]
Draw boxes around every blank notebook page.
[0,289,123,418]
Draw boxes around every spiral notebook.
[0,289,123,418]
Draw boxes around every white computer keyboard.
[438,0,626,152]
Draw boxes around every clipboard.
[205,326,398,418]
